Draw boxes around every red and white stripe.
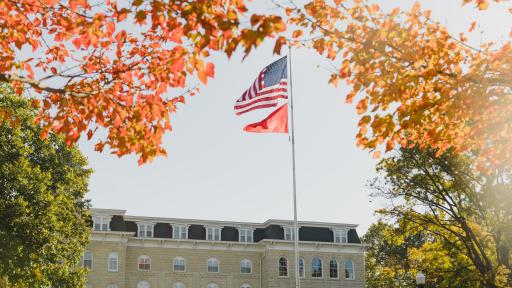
[234,70,288,115]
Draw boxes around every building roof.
[91,208,359,229]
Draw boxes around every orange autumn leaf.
[205,62,215,78]
[469,21,477,32]
[292,30,303,38]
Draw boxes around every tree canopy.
[283,0,512,170]
[0,0,510,169]
[363,220,482,288]
[368,147,512,287]
[0,86,91,287]
[0,0,285,164]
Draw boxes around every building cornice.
[90,231,134,242]
[89,232,366,253]
[91,208,126,216]
[122,238,365,253]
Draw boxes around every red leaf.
[205,62,215,78]
[170,27,183,44]
[106,22,116,36]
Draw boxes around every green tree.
[0,86,92,287]
[363,219,484,287]
[367,147,512,288]
[362,221,422,288]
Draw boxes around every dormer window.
[172,225,188,240]
[238,228,253,242]
[206,227,221,241]
[137,223,154,238]
[334,229,348,243]
[284,226,295,241]
[93,215,110,231]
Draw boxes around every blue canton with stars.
[263,56,287,87]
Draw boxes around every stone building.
[84,208,365,288]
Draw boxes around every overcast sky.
[82,0,511,234]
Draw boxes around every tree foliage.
[283,0,512,170]
[0,0,285,164]
[368,147,512,287]
[1,0,511,169]
[363,220,483,287]
[0,86,92,287]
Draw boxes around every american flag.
[234,56,288,115]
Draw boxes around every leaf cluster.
[284,0,512,170]
[0,0,286,164]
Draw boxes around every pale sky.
[83,0,511,234]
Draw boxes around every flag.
[244,104,288,133]
[234,56,288,115]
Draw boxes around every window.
[344,260,355,280]
[107,285,118,288]
[174,282,185,288]
[284,226,295,241]
[82,251,93,270]
[207,258,219,273]
[278,257,288,277]
[311,257,322,278]
[329,259,339,278]
[173,257,186,272]
[241,285,252,288]
[334,229,348,243]
[240,259,252,274]
[93,215,110,231]
[206,227,221,241]
[137,281,150,288]
[207,284,219,288]
[108,252,118,272]
[137,223,154,238]
[299,257,305,278]
[172,225,188,239]
[138,255,151,271]
[238,228,253,242]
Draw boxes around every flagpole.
[288,45,300,288]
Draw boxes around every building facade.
[85,208,366,288]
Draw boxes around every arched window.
[240,285,252,288]
[173,256,186,272]
[174,282,185,288]
[344,259,355,280]
[82,251,93,270]
[138,255,151,271]
[240,259,252,274]
[311,257,322,278]
[278,257,288,277]
[137,280,150,288]
[108,252,118,272]
[207,283,219,288]
[107,285,118,288]
[329,259,339,278]
[299,257,305,278]
[207,258,219,273]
